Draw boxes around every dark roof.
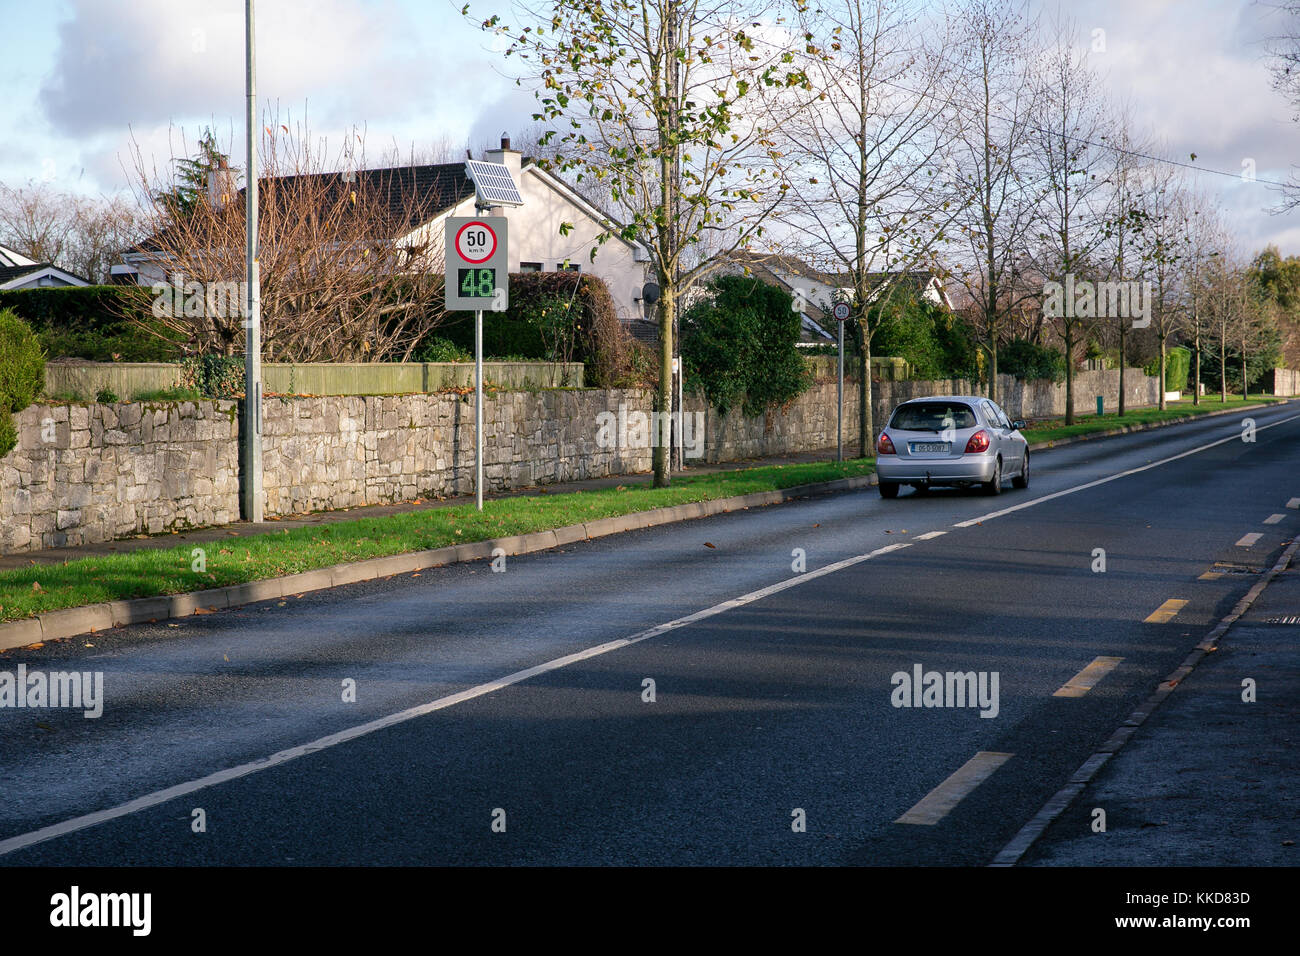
[0,264,49,283]
[131,162,476,255]
[0,262,89,285]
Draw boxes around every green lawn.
[1022,395,1286,444]
[0,458,875,623]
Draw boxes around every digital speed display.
[457,267,497,299]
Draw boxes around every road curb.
[0,473,875,652]
[1026,401,1279,452]
[990,533,1300,867]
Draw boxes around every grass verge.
[0,458,874,622]
[1022,395,1286,444]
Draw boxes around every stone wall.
[0,401,239,553]
[1,365,1162,555]
[260,390,650,515]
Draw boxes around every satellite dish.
[642,281,661,305]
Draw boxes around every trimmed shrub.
[999,339,1065,383]
[0,285,180,362]
[681,274,813,417]
[416,337,472,362]
[0,309,45,457]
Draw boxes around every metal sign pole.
[837,318,844,462]
[475,307,483,511]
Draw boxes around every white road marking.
[1054,656,1124,698]
[895,752,1013,825]
[0,543,917,858]
[953,413,1300,529]
[1236,533,1263,547]
[1264,514,1286,525]
[1288,498,1300,509]
[914,531,948,541]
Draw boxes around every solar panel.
[465,160,524,206]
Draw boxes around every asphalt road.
[1,402,1297,865]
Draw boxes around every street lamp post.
[242,0,263,523]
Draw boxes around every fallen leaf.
[31,582,43,592]
[812,523,820,528]
[277,601,287,607]
[36,722,53,732]
[193,607,213,615]
[25,642,44,650]
[704,542,716,549]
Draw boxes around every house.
[115,137,653,324]
[0,244,91,290]
[709,250,953,339]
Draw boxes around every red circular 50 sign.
[455,221,497,264]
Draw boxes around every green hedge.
[0,285,181,362]
[432,272,635,387]
[999,338,1065,383]
[681,274,813,417]
[1145,346,1190,393]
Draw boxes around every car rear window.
[890,402,977,431]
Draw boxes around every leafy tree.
[468,0,816,485]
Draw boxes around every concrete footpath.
[1020,553,1300,866]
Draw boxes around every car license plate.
[911,442,950,453]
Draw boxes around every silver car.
[875,396,1029,498]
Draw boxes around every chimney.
[485,133,522,186]
[207,157,238,208]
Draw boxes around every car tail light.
[878,433,896,455]
[964,429,990,454]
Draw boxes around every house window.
[520,262,543,273]
[558,262,580,272]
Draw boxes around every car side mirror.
[1011,420,1026,431]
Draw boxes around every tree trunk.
[1117,324,1127,416]
[858,319,873,458]
[1158,340,1167,411]
[653,285,674,487]
[1219,338,1227,403]
[1064,327,1075,425]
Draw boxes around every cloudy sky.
[3,0,1300,256]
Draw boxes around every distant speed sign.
[833,301,851,322]
[445,216,509,310]
[454,221,497,264]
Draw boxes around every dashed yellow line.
[1054,656,1124,698]
[1144,599,1188,624]
[895,752,1013,825]
[1198,571,1223,581]
[1236,532,1263,547]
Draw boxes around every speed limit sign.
[445,216,509,310]
[832,301,851,323]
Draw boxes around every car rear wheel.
[1012,451,1029,489]
[879,481,900,499]
[982,458,1003,496]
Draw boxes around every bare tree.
[1031,19,1110,424]
[777,0,960,452]
[0,182,146,283]
[1131,163,1189,409]
[945,0,1045,402]
[127,120,447,362]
